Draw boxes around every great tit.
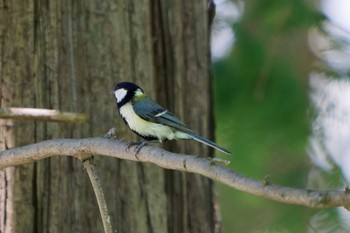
[112,82,231,155]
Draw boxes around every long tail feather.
[185,131,232,155]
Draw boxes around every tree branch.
[83,158,113,233]
[0,108,87,123]
[0,137,350,209]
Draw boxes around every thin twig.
[0,108,87,123]
[0,137,350,209]
[83,157,114,233]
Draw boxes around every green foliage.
[212,1,326,232]
[245,0,324,32]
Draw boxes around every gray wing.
[134,98,232,155]
[133,98,192,132]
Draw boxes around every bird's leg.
[134,141,149,154]
[126,141,143,149]
[127,140,160,154]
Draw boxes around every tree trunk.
[0,0,217,233]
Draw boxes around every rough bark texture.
[0,0,215,233]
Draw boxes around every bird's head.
[112,82,144,107]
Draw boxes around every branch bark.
[83,158,113,233]
[0,108,87,122]
[0,137,349,209]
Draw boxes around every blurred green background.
[211,0,350,232]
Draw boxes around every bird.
[111,82,231,155]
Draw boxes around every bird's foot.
[134,141,148,154]
[126,141,149,154]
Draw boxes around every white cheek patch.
[114,88,127,103]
